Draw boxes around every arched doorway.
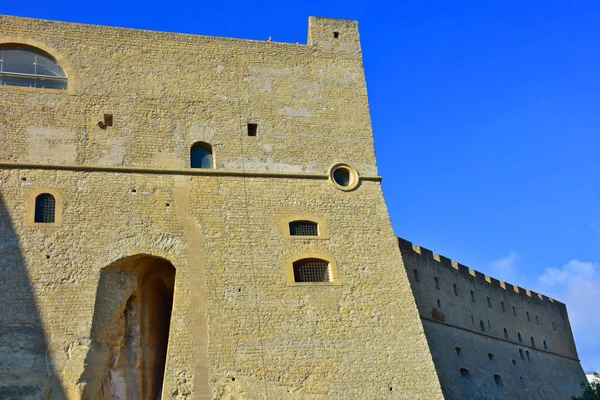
[80,255,175,400]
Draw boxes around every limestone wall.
[0,15,444,399]
[399,238,587,399]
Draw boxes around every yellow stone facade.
[0,15,445,399]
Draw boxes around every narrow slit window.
[531,336,536,347]
[494,374,502,385]
[487,296,492,308]
[470,290,475,302]
[535,315,539,325]
[501,301,506,312]
[453,284,458,296]
[455,346,462,356]
[518,332,523,343]
[414,269,420,282]
[292,258,330,283]
[543,340,548,350]
[435,277,440,289]
[519,349,524,360]
[527,311,530,321]
[526,350,531,362]
[247,123,258,137]
[503,328,509,339]
[480,320,486,332]
[437,299,441,308]
[34,193,56,223]
[289,220,318,236]
[513,306,517,316]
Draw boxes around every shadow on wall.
[0,193,67,399]
[78,255,175,400]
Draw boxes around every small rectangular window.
[247,123,258,137]
[513,306,517,316]
[487,296,492,308]
[104,113,113,127]
[333,31,339,39]
[470,290,475,302]
[501,301,506,312]
[414,269,420,282]
[526,311,530,321]
[289,221,318,236]
[453,284,458,296]
[435,277,440,289]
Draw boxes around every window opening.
[471,315,474,325]
[460,368,471,379]
[34,193,56,223]
[289,220,318,236]
[512,359,517,366]
[455,346,462,356]
[333,31,339,39]
[501,301,506,312]
[480,320,486,332]
[487,296,492,307]
[552,321,556,331]
[190,142,213,169]
[0,44,68,89]
[453,283,458,296]
[435,277,440,289]
[535,315,539,325]
[503,328,509,339]
[530,336,536,347]
[526,350,531,362]
[333,167,350,187]
[488,353,494,361]
[519,349,524,360]
[494,374,502,385]
[437,299,441,308]
[488,320,491,330]
[414,269,420,282]
[543,340,548,350]
[292,258,330,283]
[518,332,523,343]
[526,311,530,321]
[470,290,475,302]
[247,123,258,137]
[513,306,517,316]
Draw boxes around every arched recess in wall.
[190,141,213,168]
[0,38,75,92]
[79,255,176,400]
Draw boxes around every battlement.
[398,237,564,308]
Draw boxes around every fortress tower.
[0,15,586,400]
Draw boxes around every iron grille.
[289,221,318,236]
[293,259,330,282]
[34,194,55,223]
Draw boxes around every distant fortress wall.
[399,237,587,399]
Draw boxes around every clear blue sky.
[4,0,599,373]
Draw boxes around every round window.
[328,163,359,191]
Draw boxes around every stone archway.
[80,255,176,400]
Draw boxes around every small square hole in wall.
[104,114,113,127]
[333,31,339,39]
[247,123,258,137]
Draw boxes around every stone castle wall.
[399,238,587,399]
[0,15,444,399]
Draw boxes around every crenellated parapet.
[398,237,566,310]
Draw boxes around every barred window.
[34,194,55,223]
[289,221,318,236]
[293,258,330,283]
[0,44,67,90]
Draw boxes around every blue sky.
[4,0,599,372]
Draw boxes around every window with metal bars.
[289,221,319,236]
[292,258,330,282]
[34,194,55,223]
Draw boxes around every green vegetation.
[573,376,600,400]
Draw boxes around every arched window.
[292,258,330,283]
[543,340,548,350]
[0,44,67,90]
[190,142,213,169]
[480,320,486,332]
[34,193,56,223]
[519,349,524,360]
[503,328,509,339]
[530,336,536,347]
[518,332,523,343]
[525,350,531,362]
[289,220,318,236]
[494,374,502,385]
